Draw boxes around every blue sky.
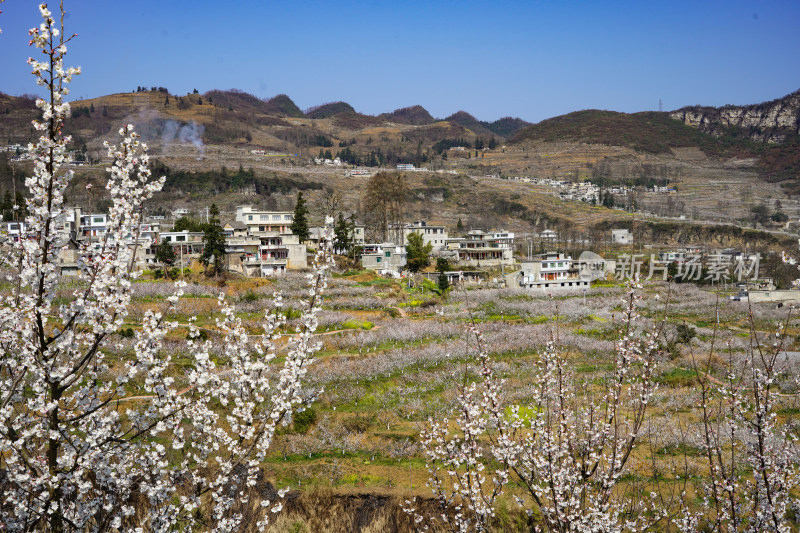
[1,0,799,123]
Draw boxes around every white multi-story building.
[78,213,108,239]
[455,230,515,267]
[390,221,449,251]
[308,224,365,250]
[1,221,26,243]
[159,231,205,264]
[235,206,294,235]
[361,243,407,276]
[256,233,307,277]
[514,252,589,290]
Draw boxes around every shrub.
[293,408,317,434]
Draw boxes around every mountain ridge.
[671,89,800,143]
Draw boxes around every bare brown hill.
[306,101,357,119]
[379,105,436,125]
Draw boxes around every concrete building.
[421,270,486,286]
[235,206,294,235]
[308,224,366,250]
[1,221,26,243]
[77,212,108,240]
[224,232,307,277]
[361,243,407,275]
[160,230,204,268]
[222,220,249,238]
[391,221,449,250]
[611,229,633,245]
[539,229,558,242]
[511,252,589,290]
[455,230,515,267]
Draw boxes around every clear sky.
[1,0,799,123]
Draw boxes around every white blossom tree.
[411,284,665,532]
[404,323,510,532]
[0,4,333,531]
[500,285,664,533]
[677,310,800,532]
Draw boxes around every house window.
[385,251,391,258]
[273,215,280,221]
[176,236,186,242]
[376,257,381,263]
[284,215,292,220]
[260,215,267,221]
[248,215,253,221]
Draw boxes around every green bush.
[186,329,208,341]
[293,408,317,434]
[239,290,261,303]
[676,323,696,345]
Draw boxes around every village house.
[235,206,294,235]
[172,207,191,219]
[510,252,589,290]
[390,221,449,251]
[1,221,26,243]
[421,270,487,286]
[308,224,366,250]
[78,212,108,240]
[538,229,559,242]
[249,234,306,277]
[159,230,205,269]
[455,230,515,267]
[360,243,407,276]
[222,220,249,238]
[611,228,633,245]
[223,227,307,277]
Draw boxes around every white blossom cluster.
[0,5,334,531]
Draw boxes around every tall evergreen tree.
[290,192,310,242]
[1,190,12,221]
[406,232,433,273]
[200,203,226,277]
[334,213,354,255]
[13,191,27,220]
[154,240,176,279]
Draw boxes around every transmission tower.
[658,99,663,112]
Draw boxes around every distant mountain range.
[0,87,798,189]
[508,89,800,189]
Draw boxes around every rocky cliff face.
[670,89,800,143]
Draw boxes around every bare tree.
[362,172,406,243]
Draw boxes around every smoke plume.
[161,120,205,156]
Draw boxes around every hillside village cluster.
[0,202,774,297]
